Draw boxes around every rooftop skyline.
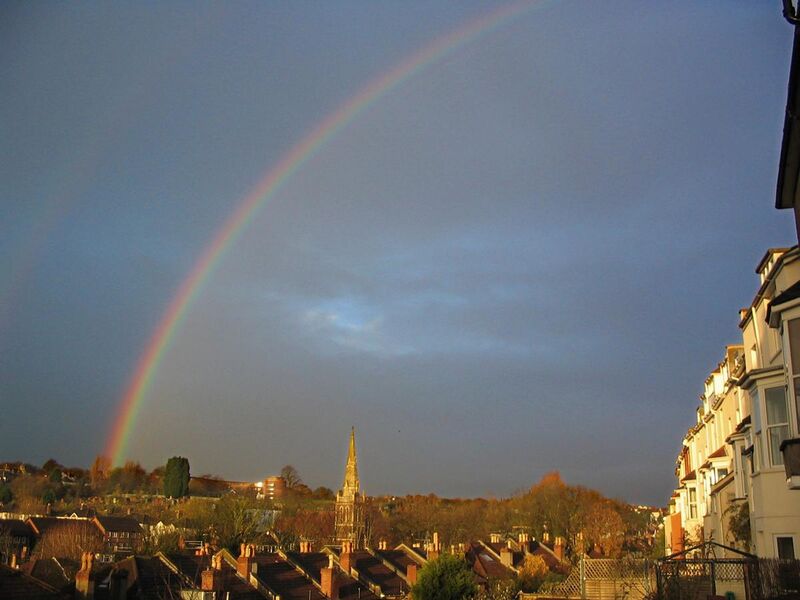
[1,1,797,505]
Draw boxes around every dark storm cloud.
[1,1,796,504]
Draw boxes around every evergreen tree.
[412,554,477,600]
[163,457,190,498]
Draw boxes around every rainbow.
[105,0,541,466]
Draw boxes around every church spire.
[343,426,359,493]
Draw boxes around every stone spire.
[335,427,365,546]
[342,426,359,496]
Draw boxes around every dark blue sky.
[1,1,797,505]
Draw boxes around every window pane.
[777,537,796,560]
[795,377,800,432]
[769,425,790,466]
[789,319,800,373]
[751,389,762,432]
[766,387,788,425]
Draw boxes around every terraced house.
[666,247,800,558]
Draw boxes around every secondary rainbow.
[105,0,541,466]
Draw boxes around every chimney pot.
[76,552,96,600]
[238,544,255,579]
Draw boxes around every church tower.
[335,427,365,546]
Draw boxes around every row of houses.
[0,531,568,600]
[665,246,800,559]
[0,515,146,564]
[664,4,800,561]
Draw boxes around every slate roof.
[120,556,187,600]
[482,541,524,569]
[20,557,75,593]
[287,552,379,600]
[372,549,420,574]
[162,552,209,587]
[346,551,408,597]
[466,542,514,581]
[94,516,143,535]
[0,563,66,599]
[0,518,35,538]
[27,517,73,535]
[253,553,326,600]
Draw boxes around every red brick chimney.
[237,544,256,579]
[489,533,501,544]
[321,554,339,600]
[202,555,224,592]
[406,563,417,585]
[378,540,387,551]
[9,554,17,569]
[518,533,532,554]
[554,537,565,562]
[300,541,313,553]
[542,531,551,545]
[500,541,514,568]
[75,552,95,600]
[340,541,354,573]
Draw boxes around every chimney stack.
[340,541,354,573]
[9,554,17,569]
[300,541,313,553]
[237,544,256,579]
[542,531,551,544]
[321,554,339,600]
[500,541,514,568]
[378,540,387,551]
[489,533,501,544]
[406,563,418,585]
[554,537,565,562]
[202,555,224,592]
[76,552,95,600]
[427,532,441,561]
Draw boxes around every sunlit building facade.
[666,248,800,558]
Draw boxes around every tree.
[90,455,110,491]
[725,500,751,551]
[108,461,147,493]
[312,486,335,500]
[412,554,477,600]
[163,457,190,499]
[41,459,62,473]
[48,468,62,484]
[476,579,518,600]
[0,484,11,504]
[280,465,302,488]
[517,554,549,592]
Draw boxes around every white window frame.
[765,386,790,468]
